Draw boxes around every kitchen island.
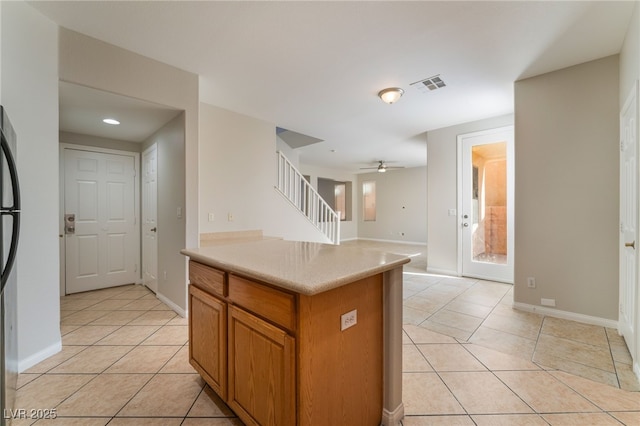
[181,239,409,426]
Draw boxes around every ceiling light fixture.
[102,118,120,125]
[378,163,387,173]
[378,87,404,104]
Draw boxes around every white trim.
[513,302,618,329]
[456,125,514,282]
[339,237,358,242]
[355,237,427,246]
[461,272,513,284]
[426,267,458,276]
[381,403,404,426]
[141,143,158,293]
[18,340,62,373]
[59,143,141,295]
[157,291,187,318]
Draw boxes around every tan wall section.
[426,114,514,275]
[59,28,199,312]
[514,55,619,320]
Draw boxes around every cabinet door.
[228,305,295,426]
[189,284,227,398]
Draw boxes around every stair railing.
[275,151,340,244]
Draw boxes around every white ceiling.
[59,82,181,142]
[31,1,634,172]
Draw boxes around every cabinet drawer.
[189,261,226,296]
[229,275,296,332]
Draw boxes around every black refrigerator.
[0,106,20,425]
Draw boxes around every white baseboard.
[356,237,427,246]
[157,291,187,318]
[513,302,618,329]
[18,340,62,373]
[426,267,458,276]
[381,403,405,426]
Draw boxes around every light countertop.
[181,239,410,296]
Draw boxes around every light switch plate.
[341,309,357,331]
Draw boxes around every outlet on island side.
[341,309,357,331]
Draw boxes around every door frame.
[619,80,640,379]
[142,143,158,294]
[456,125,515,283]
[59,143,141,296]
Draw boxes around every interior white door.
[142,144,158,293]
[64,148,138,293]
[619,81,638,367]
[458,126,514,283]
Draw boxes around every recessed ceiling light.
[102,118,120,125]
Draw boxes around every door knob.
[150,227,157,232]
[463,223,469,227]
[463,214,469,219]
[625,241,635,249]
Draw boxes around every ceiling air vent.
[411,75,446,93]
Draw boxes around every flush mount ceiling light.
[377,87,404,104]
[102,118,120,125]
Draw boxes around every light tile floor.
[13,241,640,425]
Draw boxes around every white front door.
[142,144,158,293]
[458,126,514,283]
[64,148,139,294]
[619,81,638,367]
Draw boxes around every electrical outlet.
[341,309,357,331]
[228,213,234,222]
[208,212,215,222]
[527,277,536,288]
[541,298,556,307]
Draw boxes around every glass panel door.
[459,126,514,283]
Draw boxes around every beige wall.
[199,102,331,243]
[357,167,427,244]
[59,28,198,312]
[514,55,619,320]
[1,1,61,370]
[143,113,186,310]
[620,2,639,107]
[426,114,514,275]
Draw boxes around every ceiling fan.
[360,160,404,173]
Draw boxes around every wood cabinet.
[188,260,383,426]
[228,305,295,426]
[188,284,226,398]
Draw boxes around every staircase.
[275,151,340,244]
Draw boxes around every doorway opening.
[458,126,514,283]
